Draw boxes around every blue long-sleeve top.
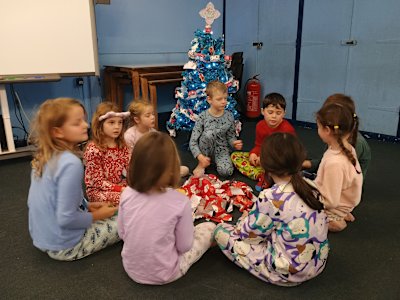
[28,151,93,251]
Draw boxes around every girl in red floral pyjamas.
[83,102,130,205]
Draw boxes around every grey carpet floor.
[1,120,399,299]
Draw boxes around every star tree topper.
[199,2,220,28]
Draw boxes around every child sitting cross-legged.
[83,102,130,205]
[231,93,296,190]
[215,132,329,286]
[313,102,363,232]
[27,98,119,261]
[190,80,243,178]
[118,131,216,285]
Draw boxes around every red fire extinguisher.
[245,75,261,118]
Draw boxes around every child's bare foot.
[328,220,347,232]
[193,165,205,178]
[180,165,189,177]
[344,212,355,222]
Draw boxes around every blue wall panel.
[2,0,399,141]
[297,0,353,123]
[258,0,299,118]
[346,0,400,135]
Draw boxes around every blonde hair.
[127,99,153,126]
[90,102,126,149]
[29,98,85,177]
[127,131,181,193]
[206,80,227,98]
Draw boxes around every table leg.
[149,84,158,130]
[103,67,112,101]
[0,85,16,154]
[131,71,141,99]
[140,77,149,100]
[116,80,124,111]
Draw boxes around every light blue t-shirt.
[28,151,92,251]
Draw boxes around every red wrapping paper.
[181,174,256,223]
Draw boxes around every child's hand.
[91,203,118,221]
[344,212,355,222]
[233,140,243,150]
[88,202,105,212]
[198,154,211,168]
[302,159,312,169]
[249,153,260,166]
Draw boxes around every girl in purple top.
[214,133,329,286]
[118,131,216,285]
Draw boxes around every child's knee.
[196,221,217,232]
[199,133,214,147]
[217,166,233,177]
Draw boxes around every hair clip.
[333,125,339,129]
[99,111,130,121]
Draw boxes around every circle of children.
[28,80,369,286]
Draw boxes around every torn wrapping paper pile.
[180,174,257,223]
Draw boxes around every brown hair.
[324,93,359,146]
[127,131,181,193]
[29,98,86,177]
[127,99,153,126]
[206,80,227,98]
[90,102,126,149]
[262,93,286,110]
[260,132,323,211]
[316,103,361,173]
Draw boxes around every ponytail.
[317,103,361,173]
[291,173,323,211]
[260,133,324,211]
[337,135,361,174]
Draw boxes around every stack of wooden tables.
[103,64,184,127]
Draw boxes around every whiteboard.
[0,0,99,76]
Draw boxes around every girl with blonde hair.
[124,99,189,176]
[28,98,119,261]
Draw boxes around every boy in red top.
[231,93,295,189]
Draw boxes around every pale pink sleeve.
[124,127,136,150]
[315,161,344,210]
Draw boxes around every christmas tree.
[166,2,240,137]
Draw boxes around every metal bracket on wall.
[341,39,358,46]
[252,42,263,49]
